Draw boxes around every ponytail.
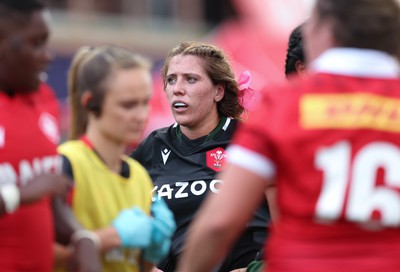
[67,46,94,140]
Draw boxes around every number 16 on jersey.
[315,140,400,228]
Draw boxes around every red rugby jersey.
[230,70,400,272]
[0,83,61,271]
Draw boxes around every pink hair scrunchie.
[238,70,259,111]
[238,70,252,92]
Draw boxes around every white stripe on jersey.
[227,144,276,181]
[222,118,231,131]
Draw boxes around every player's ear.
[81,91,99,114]
[81,91,92,108]
[215,84,225,103]
[295,61,307,78]
[82,90,102,116]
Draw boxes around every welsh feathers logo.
[206,147,227,172]
[38,112,60,144]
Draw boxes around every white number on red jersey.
[315,141,400,227]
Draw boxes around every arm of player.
[0,173,70,217]
[52,205,149,270]
[51,194,102,272]
[176,163,271,272]
[53,200,156,252]
[265,185,279,222]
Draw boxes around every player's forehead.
[167,54,207,76]
[26,10,50,35]
[0,9,49,40]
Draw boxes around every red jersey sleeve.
[228,88,282,180]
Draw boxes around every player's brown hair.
[316,0,400,56]
[67,45,151,140]
[161,41,245,120]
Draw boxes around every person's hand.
[68,238,102,272]
[143,198,176,263]
[112,207,153,248]
[20,173,71,204]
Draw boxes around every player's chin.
[172,111,189,122]
[173,116,191,127]
[17,79,41,93]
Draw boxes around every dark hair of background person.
[0,0,44,34]
[284,24,304,77]
[0,0,43,13]
[161,41,245,120]
[204,0,238,27]
[67,45,152,140]
[316,0,400,55]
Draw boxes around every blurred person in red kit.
[177,0,400,272]
[0,0,101,271]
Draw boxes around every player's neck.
[85,130,125,174]
[180,114,220,140]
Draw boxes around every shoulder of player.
[148,124,182,145]
[154,125,173,138]
[217,117,237,138]
[58,140,93,180]
[123,156,153,183]
[123,155,147,171]
[58,140,89,159]
[58,139,84,149]
[139,125,171,146]
[132,125,172,161]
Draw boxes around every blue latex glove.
[143,198,176,263]
[112,207,152,248]
[143,236,171,264]
[151,198,176,243]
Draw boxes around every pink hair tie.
[238,70,259,111]
[238,70,252,92]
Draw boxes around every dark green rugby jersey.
[131,117,271,271]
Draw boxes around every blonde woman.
[56,45,175,272]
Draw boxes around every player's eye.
[31,35,48,49]
[166,76,176,85]
[120,101,138,109]
[187,76,197,84]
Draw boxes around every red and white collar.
[310,48,400,78]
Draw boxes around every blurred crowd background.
[45,0,315,141]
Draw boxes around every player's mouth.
[173,102,188,112]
